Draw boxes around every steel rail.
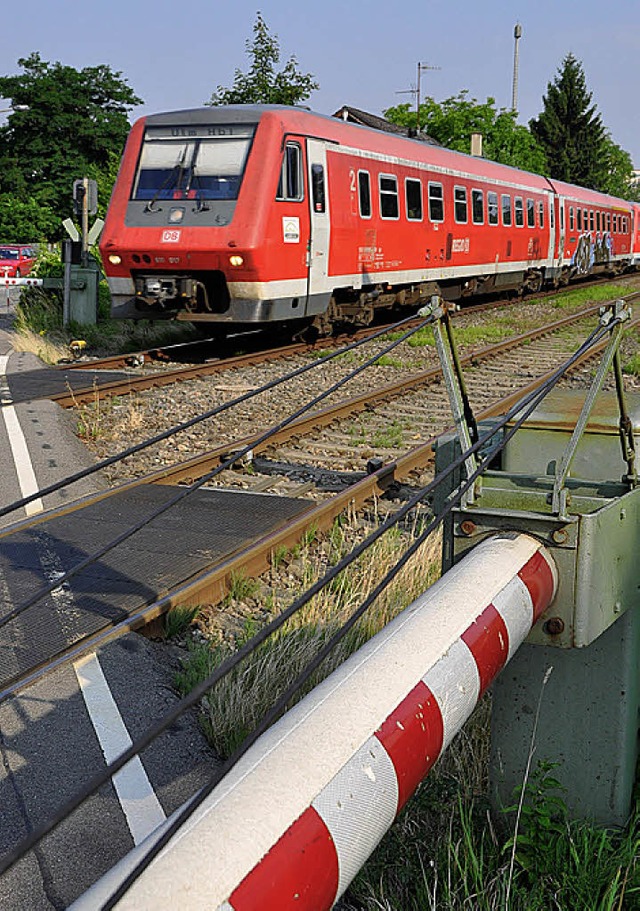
[51,289,639,406]
[57,275,635,373]
[0,313,627,701]
[51,297,523,373]
[1,300,632,540]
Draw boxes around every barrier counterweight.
[75,532,557,911]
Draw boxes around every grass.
[174,516,441,759]
[544,281,632,311]
[68,381,107,441]
[341,742,640,911]
[164,603,202,638]
[13,285,199,362]
[375,354,405,368]
[623,352,640,376]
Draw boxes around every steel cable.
[0,316,432,631]
[0,315,421,520]
[101,316,614,906]
[0,316,615,881]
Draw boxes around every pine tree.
[207,13,318,106]
[529,54,605,189]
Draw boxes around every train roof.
[137,106,630,209]
[546,177,632,209]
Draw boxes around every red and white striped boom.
[74,532,557,911]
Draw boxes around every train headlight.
[229,255,244,267]
[108,254,122,265]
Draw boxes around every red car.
[0,245,36,278]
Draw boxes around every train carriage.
[545,179,633,282]
[100,105,635,334]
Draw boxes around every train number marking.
[161,230,181,243]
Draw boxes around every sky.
[1,0,638,164]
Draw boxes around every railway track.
[84,292,640,491]
[8,298,632,700]
[0,291,636,704]
[51,276,639,406]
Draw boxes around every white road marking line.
[0,351,166,842]
[74,653,167,844]
[0,354,43,515]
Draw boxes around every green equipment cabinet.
[434,388,640,825]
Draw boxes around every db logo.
[161,229,181,243]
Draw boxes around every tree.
[207,12,318,106]
[0,194,58,241]
[599,135,640,201]
[0,52,141,238]
[384,92,548,174]
[529,54,606,189]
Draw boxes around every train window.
[606,213,611,232]
[454,186,468,223]
[488,191,498,225]
[379,174,399,219]
[589,211,594,231]
[538,200,545,228]
[428,182,444,222]
[405,178,423,220]
[559,204,564,231]
[311,164,325,213]
[613,214,618,233]
[514,197,524,227]
[501,194,512,226]
[577,209,582,231]
[583,209,588,230]
[276,143,304,201]
[569,206,574,231]
[358,171,372,218]
[133,125,256,202]
[596,211,601,232]
[472,189,484,224]
[528,198,536,228]
[550,200,554,229]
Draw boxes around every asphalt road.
[0,300,217,909]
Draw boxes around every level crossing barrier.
[72,532,557,911]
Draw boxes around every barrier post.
[490,605,640,825]
[70,533,558,910]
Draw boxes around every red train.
[100,105,640,334]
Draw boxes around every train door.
[555,195,566,269]
[306,139,331,307]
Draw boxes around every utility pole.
[416,61,440,131]
[397,60,441,133]
[511,23,522,112]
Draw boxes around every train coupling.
[134,274,198,307]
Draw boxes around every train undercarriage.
[126,258,631,339]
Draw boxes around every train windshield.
[132,124,256,202]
